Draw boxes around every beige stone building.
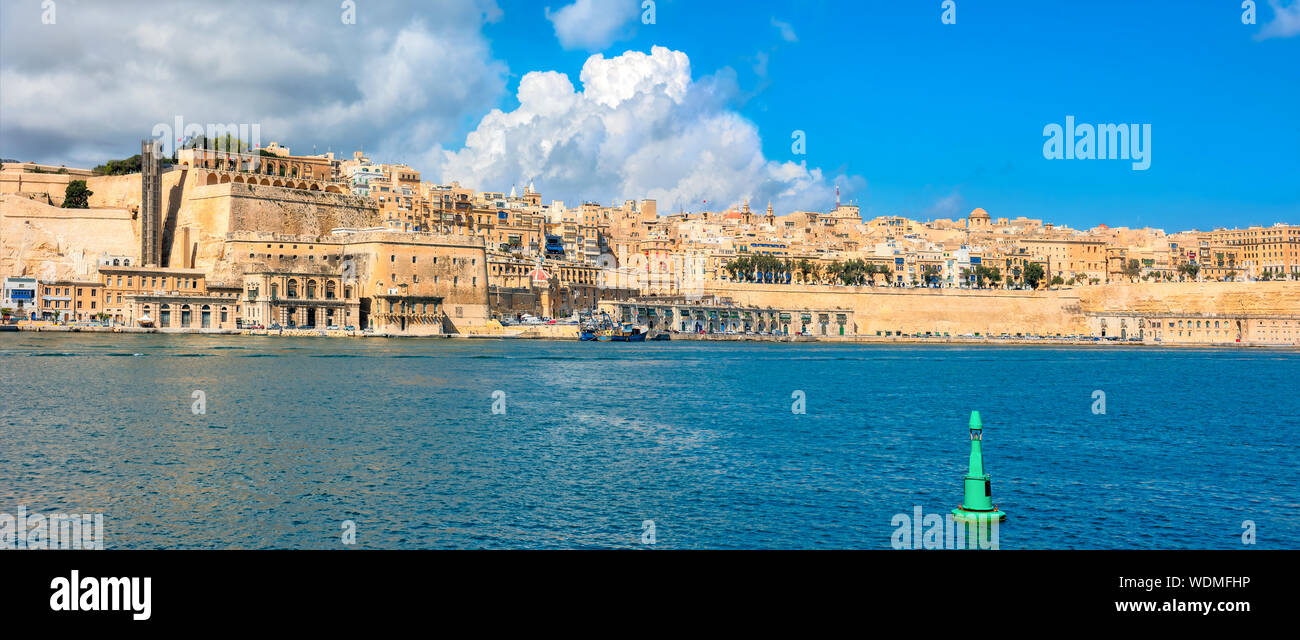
[1020,238,1107,283]
[98,265,209,325]
[241,269,359,329]
[1207,224,1300,279]
[37,279,104,321]
[225,229,490,334]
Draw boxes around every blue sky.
[2,0,1296,232]
[483,0,1299,230]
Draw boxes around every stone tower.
[140,139,163,266]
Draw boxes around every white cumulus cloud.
[0,0,507,168]
[436,46,852,214]
[1257,0,1300,39]
[545,0,641,50]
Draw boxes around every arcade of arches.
[177,148,344,194]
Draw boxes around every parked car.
[344,326,356,331]
[327,325,340,330]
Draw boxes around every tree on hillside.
[62,180,92,208]
[1122,259,1141,280]
[1023,262,1045,289]
[181,134,254,154]
[796,259,814,284]
[921,264,941,287]
[92,155,142,176]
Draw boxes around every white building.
[2,277,39,319]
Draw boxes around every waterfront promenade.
[8,320,1298,348]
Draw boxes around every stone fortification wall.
[699,282,1086,336]
[0,195,136,280]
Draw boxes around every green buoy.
[952,410,1007,523]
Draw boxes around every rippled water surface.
[1,333,1296,549]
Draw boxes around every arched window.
[325,281,337,299]
[306,280,317,299]
[270,283,278,299]
[287,279,298,298]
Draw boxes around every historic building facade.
[225,228,490,334]
[241,269,359,329]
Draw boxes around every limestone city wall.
[0,194,136,281]
[699,282,1087,336]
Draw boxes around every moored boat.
[579,311,647,342]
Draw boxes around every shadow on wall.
[160,168,187,267]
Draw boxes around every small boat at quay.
[598,324,647,341]
[579,312,647,342]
